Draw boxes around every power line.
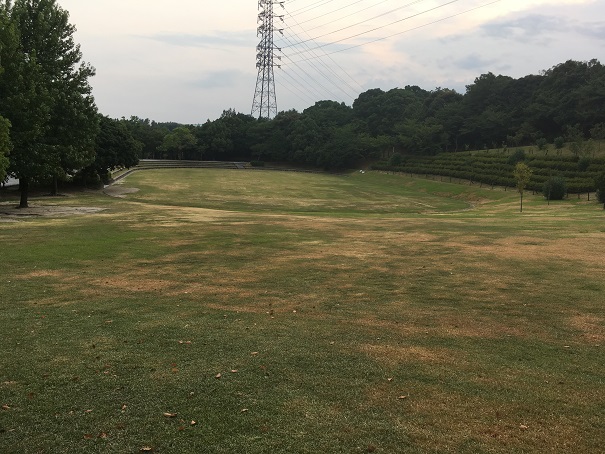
[286,0,502,64]
[287,0,464,56]
[280,9,364,96]
[287,0,430,45]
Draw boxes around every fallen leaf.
[1,404,10,410]
[519,424,528,430]
[163,412,177,418]
[251,352,259,356]
[190,420,197,426]
[241,408,249,413]
[84,409,93,413]
[215,373,222,379]
[140,447,153,452]
[387,378,394,382]
[398,395,408,400]
[83,434,94,440]
[98,432,108,439]
[231,369,238,373]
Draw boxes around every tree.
[536,137,548,151]
[0,0,98,207]
[0,2,51,205]
[542,176,566,201]
[0,116,11,182]
[513,162,532,212]
[78,115,140,185]
[157,126,197,160]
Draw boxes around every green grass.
[1,169,604,453]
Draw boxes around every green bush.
[543,176,567,200]
[578,157,591,172]
[508,149,526,165]
[389,153,403,167]
[536,138,548,150]
[554,137,565,149]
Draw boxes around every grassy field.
[1,169,604,453]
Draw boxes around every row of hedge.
[372,151,605,194]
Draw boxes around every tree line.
[0,0,139,206]
[2,1,605,207]
[122,59,605,171]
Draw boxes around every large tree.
[79,115,140,185]
[157,126,197,160]
[0,0,98,207]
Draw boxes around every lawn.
[1,169,604,453]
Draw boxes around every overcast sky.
[58,0,604,124]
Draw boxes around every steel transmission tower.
[251,1,283,119]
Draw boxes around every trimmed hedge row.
[372,151,605,194]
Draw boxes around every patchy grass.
[1,169,604,453]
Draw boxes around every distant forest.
[117,59,605,171]
[4,0,603,204]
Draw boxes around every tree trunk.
[520,192,523,213]
[19,177,29,208]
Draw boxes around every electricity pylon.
[251,1,284,119]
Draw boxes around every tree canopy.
[0,0,98,206]
[118,59,605,171]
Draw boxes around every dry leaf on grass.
[163,412,177,418]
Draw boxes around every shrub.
[389,153,403,167]
[543,176,567,200]
[554,137,565,149]
[536,138,548,150]
[577,157,591,172]
[508,148,526,165]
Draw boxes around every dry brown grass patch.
[447,234,605,267]
[361,344,463,367]
[569,314,605,344]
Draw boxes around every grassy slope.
[0,169,604,453]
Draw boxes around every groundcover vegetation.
[1,169,604,453]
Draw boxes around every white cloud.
[56,0,605,122]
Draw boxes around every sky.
[58,0,604,124]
